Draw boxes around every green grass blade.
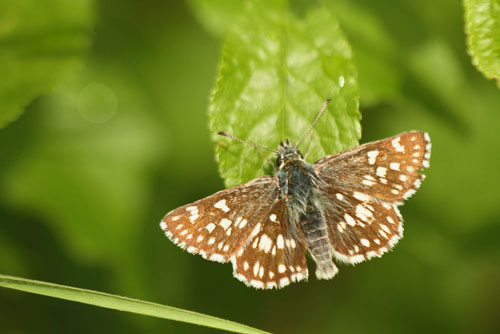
[0,274,271,334]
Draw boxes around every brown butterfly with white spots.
[160,99,431,289]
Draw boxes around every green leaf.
[186,0,244,37]
[0,274,270,334]
[0,0,94,129]
[464,0,500,86]
[209,0,360,188]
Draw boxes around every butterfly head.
[276,139,304,169]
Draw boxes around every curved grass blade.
[0,274,271,334]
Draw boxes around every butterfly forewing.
[161,176,280,263]
[314,131,430,264]
[315,131,430,202]
[232,200,308,289]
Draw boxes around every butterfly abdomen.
[299,206,338,280]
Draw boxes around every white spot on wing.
[379,229,389,239]
[277,234,285,249]
[220,218,232,230]
[258,234,273,253]
[367,150,379,165]
[206,223,216,233]
[376,166,387,177]
[356,204,373,222]
[253,261,260,276]
[250,223,261,239]
[361,238,370,247]
[279,277,290,287]
[390,162,400,171]
[238,219,248,229]
[214,199,230,212]
[353,192,370,202]
[362,179,376,186]
[344,214,356,226]
[392,137,405,152]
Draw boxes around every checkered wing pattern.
[161,175,308,289]
[161,176,279,263]
[314,131,431,263]
[232,200,308,289]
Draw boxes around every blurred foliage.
[1,0,500,334]
[0,0,94,128]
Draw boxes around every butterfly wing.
[313,131,431,264]
[161,175,309,289]
[231,199,309,289]
[161,176,280,263]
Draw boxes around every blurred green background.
[1,0,500,333]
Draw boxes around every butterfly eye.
[276,156,282,167]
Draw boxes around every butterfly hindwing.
[231,200,309,289]
[321,190,404,264]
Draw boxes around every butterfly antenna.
[295,98,331,149]
[218,131,279,154]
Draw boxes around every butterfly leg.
[299,208,338,280]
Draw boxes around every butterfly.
[160,99,431,289]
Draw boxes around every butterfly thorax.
[276,140,318,207]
